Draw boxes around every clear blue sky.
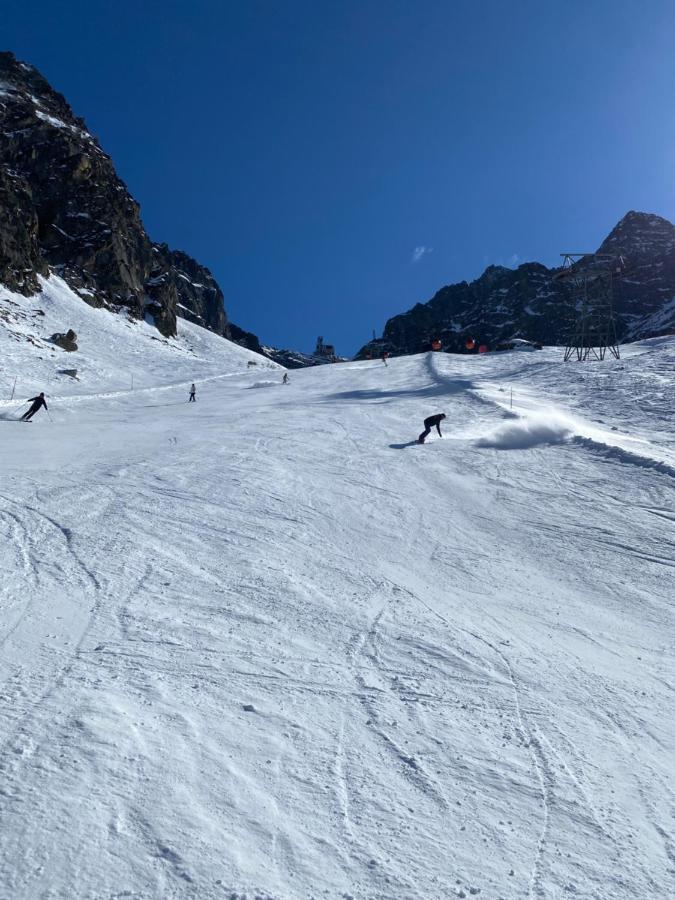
[5,0,675,354]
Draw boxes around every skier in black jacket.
[418,413,445,444]
[21,393,48,421]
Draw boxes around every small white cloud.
[508,253,521,267]
[412,245,433,263]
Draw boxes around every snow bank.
[476,411,573,449]
[572,435,675,477]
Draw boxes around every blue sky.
[5,0,675,353]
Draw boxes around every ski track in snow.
[0,279,674,899]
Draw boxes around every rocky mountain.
[225,325,347,369]
[226,323,332,368]
[0,51,251,344]
[359,211,675,357]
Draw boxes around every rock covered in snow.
[50,328,77,351]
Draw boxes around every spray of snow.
[476,411,573,449]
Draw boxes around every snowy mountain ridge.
[0,51,265,349]
[0,51,330,368]
[362,211,675,358]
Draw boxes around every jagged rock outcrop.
[225,321,262,354]
[596,211,675,339]
[0,165,47,293]
[359,211,675,357]
[0,51,254,345]
[0,52,158,321]
[146,245,228,337]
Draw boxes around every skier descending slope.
[189,383,196,402]
[418,412,445,444]
[21,392,48,421]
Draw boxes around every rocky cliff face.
[596,211,675,339]
[0,51,245,343]
[360,212,675,357]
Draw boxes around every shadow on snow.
[321,378,473,405]
[389,440,420,449]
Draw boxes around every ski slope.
[0,281,673,899]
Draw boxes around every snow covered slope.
[0,275,278,402]
[0,321,673,899]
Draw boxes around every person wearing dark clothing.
[189,383,196,402]
[22,393,48,421]
[418,413,446,444]
[283,373,289,384]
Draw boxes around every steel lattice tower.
[555,253,622,361]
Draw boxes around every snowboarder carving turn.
[21,393,48,421]
[418,413,445,444]
[189,383,196,402]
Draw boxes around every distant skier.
[283,373,289,384]
[189,383,196,402]
[21,392,48,421]
[418,413,446,444]
[381,351,389,366]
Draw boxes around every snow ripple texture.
[0,278,673,899]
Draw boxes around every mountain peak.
[0,51,72,119]
[597,210,675,257]
[615,209,671,226]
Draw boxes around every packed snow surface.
[0,278,673,899]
